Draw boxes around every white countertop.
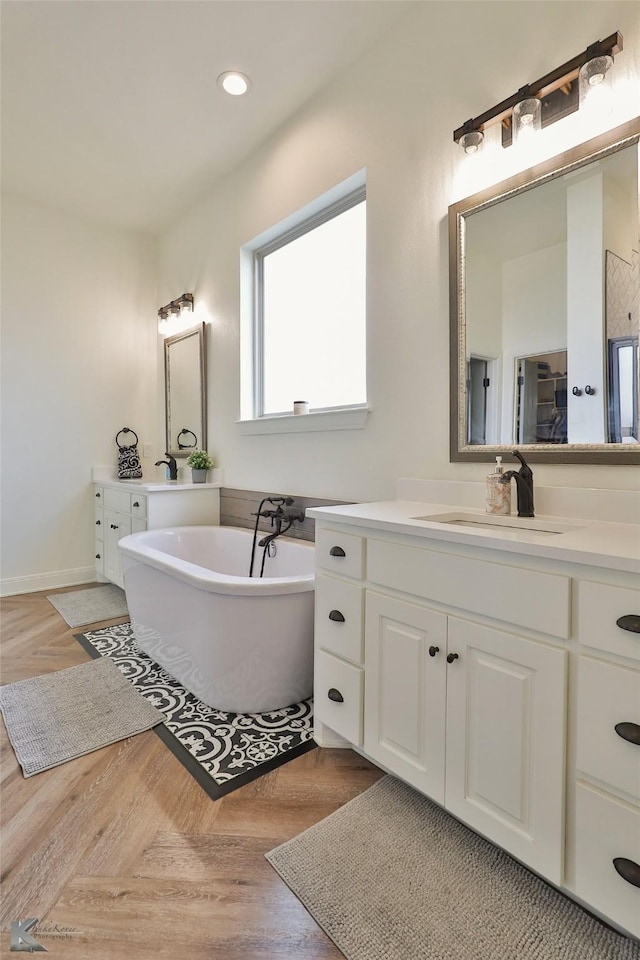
[95,478,222,492]
[306,501,640,574]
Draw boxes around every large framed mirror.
[164,322,207,458]
[450,118,639,463]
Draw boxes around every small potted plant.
[186,449,214,483]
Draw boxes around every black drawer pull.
[95,553,101,560]
[95,519,101,525]
[447,653,459,664]
[133,501,140,508]
[329,610,345,623]
[95,492,101,498]
[329,546,346,558]
[110,524,119,530]
[327,688,344,703]
[615,722,640,746]
[429,645,440,657]
[613,858,640,888]
[616,615,640,634]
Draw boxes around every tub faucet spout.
[500,450,534,517]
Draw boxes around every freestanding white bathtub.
[118,526,315,713]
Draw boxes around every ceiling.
[1,0,409,234]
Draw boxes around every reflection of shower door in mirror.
[608,337,639,443]
[515,351,568,444]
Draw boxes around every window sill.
[236,406,370,436]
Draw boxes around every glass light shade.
[579,56,613,107]
[459,130,484,155]
[512,97,542,147]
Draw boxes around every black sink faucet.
[155,453,178,480]
[501,450,534,517]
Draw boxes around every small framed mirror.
[449,118,640,463]
[164,322,207,458]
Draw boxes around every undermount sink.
[412,512,581,536]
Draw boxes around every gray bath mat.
[266,775,639,960]
[47,584,128,626]
[0,657,164,777]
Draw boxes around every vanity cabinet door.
[104,511,131,589]
[445,617,567,884]
[364,591,447,804]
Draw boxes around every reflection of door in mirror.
[515,351,567,444]
[467,357,499,444]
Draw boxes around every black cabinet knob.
[428,645,440,657]
[613,858,640,888]
[327,688,344,703]
[329,610,345,622]
[329,546,346,558]
[95,492,101,498]
[95,553,101,560]
[615,722,640,746]
[95,519,101,525]
[616,614,640,634]
[572,386,582,396]
[110,524,118,530]
[133,501,140,507]
[584,385,596,396]
[446,653,459,664]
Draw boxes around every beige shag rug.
[0,657,163,777]
[267,775,639,960]
[47,584,128,627]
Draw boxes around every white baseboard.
[0,566,97,597]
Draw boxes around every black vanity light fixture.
[158,292,194,323]
[454,31,622,154]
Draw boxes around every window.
[252,187,366,419]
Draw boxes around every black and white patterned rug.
[75,623,315,800]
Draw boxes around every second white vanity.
[307,487,640,940]
[93,478,221,588]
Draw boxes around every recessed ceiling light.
[217,71,252,96]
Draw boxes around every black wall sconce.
[454,32,623,154]
[158,292,194,322]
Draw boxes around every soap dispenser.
[485,456,511,515]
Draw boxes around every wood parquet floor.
[0,585,383,959]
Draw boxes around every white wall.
[0,195,158,593]
[157,0,640,502]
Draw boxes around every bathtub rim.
[119,525,315,596]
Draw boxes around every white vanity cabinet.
[93,482,220,589]
[571,579,640,937]
[310,509,640,938]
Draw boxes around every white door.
[445,617,567,883]
[104,512,131,588]
[365,591,447,803]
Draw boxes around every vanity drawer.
[574,782,640,938]
[130,494,147,520]
[315,574,364,664]
[316,528,364,580]
[94,506,104,541]
[315,650,363,746]
[104,488,132,514]
[577,656,640,801]
[367,539,570,639]
[577,580,640,662]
